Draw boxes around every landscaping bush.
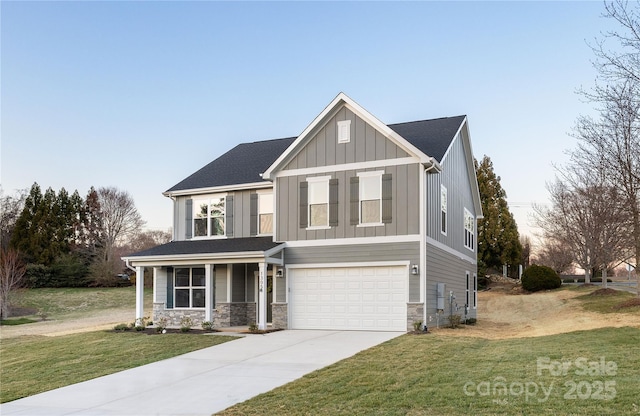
[522,264,562,292]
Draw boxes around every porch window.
[259,192,273,235]
[358,171,383,225]
[193,195,225,238]
[174,267,206,308]
[464,208,475,251]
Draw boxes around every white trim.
[440,119,466,163]
[473,272,478,309]
[440,184,448,236]
[420,166,426,310]
[164,182,272,197]
[284,234,421,248]
[337,119,351,143]
[271,157,418,179]
[426,236,477,265]
[286,260,410,269]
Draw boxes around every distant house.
[123,93,482,331]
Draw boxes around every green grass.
[220,327,640,416]
[10,287,152,320]
[0,318,38,326]
[0,331,236,403]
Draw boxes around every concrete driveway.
[2,330,402,416]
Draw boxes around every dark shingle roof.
[166,116,465,193]
[126,237,281,258]
[166,137,296,193]
[388,115,466,162]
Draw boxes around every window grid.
[174,267,206,309]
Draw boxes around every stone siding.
[271,303,288,329]
[407,302,424,331]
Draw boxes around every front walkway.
[2,330,402,416]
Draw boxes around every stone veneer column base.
[407,302,424,331]
[153,303,206,328]
[271,303,288,329]
[246,302,257,324]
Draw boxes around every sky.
[1,1,615,248]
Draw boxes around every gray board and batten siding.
[276,164,421,242]
[282,107,410,170]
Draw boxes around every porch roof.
[123,236,284,266]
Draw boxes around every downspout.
[421,156,440,329]
[124,258,136,273]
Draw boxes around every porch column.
[258,262,267,330]
[135,266,144,324]
[205,264,214,322]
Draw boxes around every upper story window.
[174,267,205,308]
[441,185,447,235]
[337,120,351,143]
[193,195,225,238]
[464,208,475,251]
[258,192,273,235]
[307,176,330,228]
[358,171,383,225]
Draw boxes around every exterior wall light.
[411,264,419,275]
[276,269,284,278]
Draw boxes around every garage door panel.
[290,266,407,331]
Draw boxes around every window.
[441,185,447,235]
[466,271,470,308]
[358,172,382,225]
[193,196,225,238]
[174,267,205,308]
[308,176,330,228]
[259,192,273,235]
[464,209,475,250]
[473,273,478,309]
[337,120,351,143]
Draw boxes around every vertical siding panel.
[355,115,366,163]
[386,136,397,159]
[365,123,376,161]
[326,122,336,166]
[316,128,326,167]
[376,131,387,160]
[407,164,420,234]
[396,165,408,235]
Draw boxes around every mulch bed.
[612,298,640,311]
[112,327,286,335]
[588,288,620,296]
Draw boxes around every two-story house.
[123,93,482,332]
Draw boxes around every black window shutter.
[299,181,308,228]
[166,267,174,309]
[329,178,339,227]
[185,199,193,239]
[250,193,258,236]
[350,176,359,225]
[226,195,234,237]
[382,173,393,224]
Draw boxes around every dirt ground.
[2,283,639,340]
[0,308,135,339]
[432,282,640,339]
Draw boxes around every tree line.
[534,0,639,294]
[1,183,170,289]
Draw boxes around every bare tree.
[0,187,27,250]
[533,237,576,275]
[97,186,145,259]
[0,249,26,319]
[534,163,633,283]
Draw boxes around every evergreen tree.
[475,156,522,277]
[10,183,43,262]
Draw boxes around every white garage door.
[289,266,407,331]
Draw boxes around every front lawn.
[220,327,640,415]
[0,332,236,403]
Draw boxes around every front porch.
[124,237,286,331]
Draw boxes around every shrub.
[248,322,258,333]
[114,323,129,331]
[180,316,194,332]
[522,265,562,292]
[155,317,168,333]
[201,321,214,331]
[448,314,462,329]
[412,320,423,332]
